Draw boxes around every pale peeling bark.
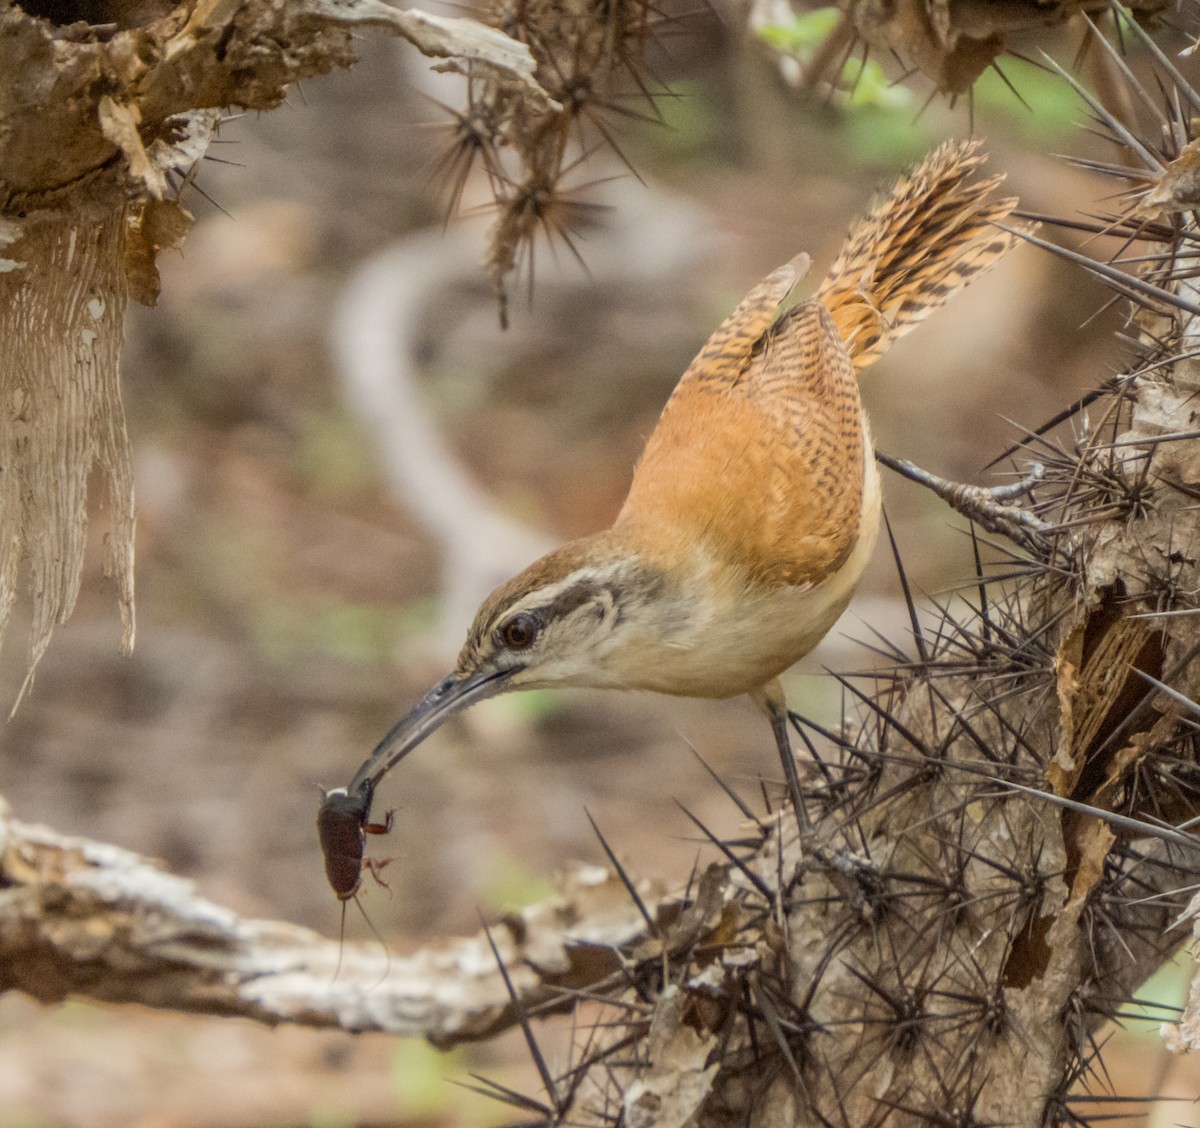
[0,207,136,708]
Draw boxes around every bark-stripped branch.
[0,797,666,1043]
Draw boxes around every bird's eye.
[499,612,540,651]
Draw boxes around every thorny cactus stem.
[469,0,668,322]
[529,327,1200,1128]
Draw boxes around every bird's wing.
[621,301,867,590]
[734,299,867,585]
[672,253,810,393]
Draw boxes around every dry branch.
[0,795,675,1042]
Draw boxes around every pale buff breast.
[606,433,883,700]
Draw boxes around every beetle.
[317,778,394,900]
[317,778,396,981]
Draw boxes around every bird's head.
[455,534,673,690]
[350,532,677,786]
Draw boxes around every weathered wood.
[0,797,663,1042]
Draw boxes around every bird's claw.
[876,451,1055,553]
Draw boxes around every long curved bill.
[349,667,516,792]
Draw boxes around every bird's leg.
[875,449,1054,553]
[751,680,811,836]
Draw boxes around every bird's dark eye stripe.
[492,578,642,653]
[541,580,604,620]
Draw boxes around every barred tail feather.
[815,139,1019,370]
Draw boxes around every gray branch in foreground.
[0,798,657,1043]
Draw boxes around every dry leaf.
[1138,137,1200,217]
[1065,817,1116,910]
[124,198,194,307]
[624,986,718,1128]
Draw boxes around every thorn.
[1001,221,1200,318]
[478,913,562,1114]
[683,740,760,822]
[585,808,658,933]
[752,984,810,1097]
[674,800,775,902]
[828,672,933,758]
[451,1073,552,1116]
[883,506,929,664]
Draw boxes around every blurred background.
[0,2,1197,1124]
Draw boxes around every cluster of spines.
[421,0,681,324]
[468,685,1194,1126]
[1016,5,1200,321]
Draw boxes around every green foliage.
[481,849,557,912]
[971,57,1083,142]
[755,7,1084,156]
[293,410,378,500]
[756,7,914,111]
[390,1040,465,1119]
[307,1107,355,1128]
[642,79,721,164]
[835,106,935,165]
[252,598,415,667]
[756,6,840,56]
[502,686,568,722]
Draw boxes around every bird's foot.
[876,450,1054,553]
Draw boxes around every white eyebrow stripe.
[501,563,630,621]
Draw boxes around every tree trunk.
[0,0,544,688]
[0,197,135,707]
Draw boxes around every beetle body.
[317,779,393,900]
